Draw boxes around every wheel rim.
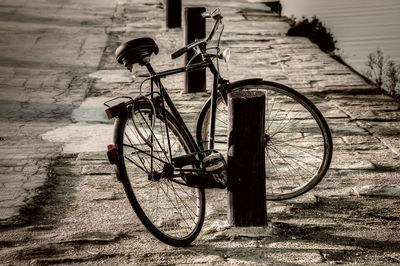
[122,105,204,241]
[199,84,331,200]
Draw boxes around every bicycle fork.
[208,75,218,150]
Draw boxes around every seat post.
[146,63,156,76]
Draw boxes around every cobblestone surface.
[1,0,400,264]
[0,0,119,223]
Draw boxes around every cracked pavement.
[0,0,119,223]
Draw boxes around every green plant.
[287,16,336,53]
[385,60,400,97]
[365,49,400,100]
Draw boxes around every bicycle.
[104,9,332,246]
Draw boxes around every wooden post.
[166,0,181,28]
[227,91,266,226]
[265,1,282,15]
[184,7,206,93]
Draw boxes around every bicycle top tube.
[154,61,211,79]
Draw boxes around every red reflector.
[105,102,127,119]
[107,144,119,164]
[105,108,113,119]
[108,144,117,150]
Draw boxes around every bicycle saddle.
[115,37,159,68]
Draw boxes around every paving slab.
[0,0,119,223]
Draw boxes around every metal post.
[184,7,206,93]
[227,91,267,226]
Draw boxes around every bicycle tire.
[196,79,332,200]
[115,100,205,246]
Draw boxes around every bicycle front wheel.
[115,100,205,246]
[196,79,332,200]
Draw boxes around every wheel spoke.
[198,83,332,200]
[118,105,204,245]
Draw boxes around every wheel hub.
[148,163,174,181]
[163,163,174,179]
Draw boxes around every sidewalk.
[0,0,119,223]
[1,0,400,264]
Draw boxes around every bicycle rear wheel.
[196,79,332,200]
[115,100,205,246]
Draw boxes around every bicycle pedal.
[183,171,226,189]
[173,150,225,168]
[202,152,226,172]
[172,151,202,168]
[181,150,227,189]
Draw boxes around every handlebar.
[203,9,223,42]
[201,9,223,20]
[171,46,188,60]
[171,9,223,60]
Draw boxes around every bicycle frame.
[104,11,229,165]
[145,53,226,158]
[105,10,333,246]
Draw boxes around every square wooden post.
[227,91,267,226]
[184,7,206,93]
[165,0,181,28]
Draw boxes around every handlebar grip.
[171,47,188,59]
[201,12,211,18]
[202,10,223,19]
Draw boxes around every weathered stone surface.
[0,0,119,224]
[356,185,400,197]
[41,124,114,153]
[71,97,111,123]
[331,162,375,170]
[88,70,134,84]
[0,208,19,220]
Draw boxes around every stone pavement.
[0,0,119,223]
[1,0,400,264]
